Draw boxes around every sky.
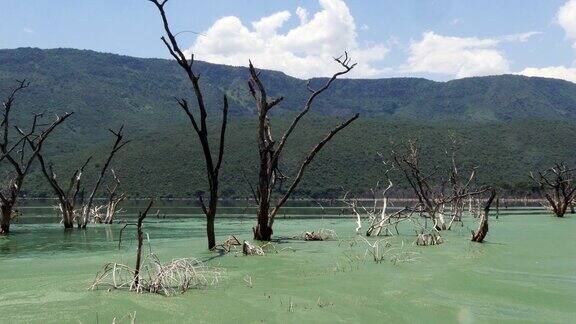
[1,0,575,82]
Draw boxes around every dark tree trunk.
[61,202,75,229]
[0,204,12,235]
[472,189,496,243]
[530,164,576,218]
[206,193,218,249]
[133,201,153,289]
[253,140,276,241]
[247,56,358,241]
[150,0,229,250]
[206,214,216,249]
[253,220,273,241]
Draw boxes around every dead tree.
[248,54,359,241]
[446,142,479,229]
[343,180,411,237]
[79,126,129,228]
[391,139,486,231]
[133,200,153,289]
[36,155,91,228]
[530,163,576,217]
[36,128,127,228]
[102,169,126,224]
[471,189,496,243]
[149,0,228,250]
[0,80,72,234]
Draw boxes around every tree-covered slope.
[21,117,576,198]
[2,47,576,130]
[2,48,576,198]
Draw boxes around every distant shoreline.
[19,197,544,203]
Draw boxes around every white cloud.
[22,27,35,34]
[517,1,576,83]
[499,31,541,43]
[252,11,291,39]
[403,32,510,78]
[403,31,540,79]
[296,7,308,25]
[558,0,576,47]
[520,66,576,83]
[188,0,388,79]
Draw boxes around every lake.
[0,201,574,323]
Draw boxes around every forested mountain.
[1,47,576,198]
[3,48,576,125]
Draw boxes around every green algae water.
[0,202,575,323]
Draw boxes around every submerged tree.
[100,169,126,224]
[79,126,129,228]
[36,154,90,228]
[36,126,129,228]
[0,80,72,234]
[530,163,576,217]
[248,54,359,241]
[391,139,487,233]
[471,189,496,243]
[149,0,229,249]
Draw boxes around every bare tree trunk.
[37,153,91,229]
[133,201,153,290]
[530,164,576,218]
[149,0,229,250]
[103,170,126,224]
[248,55,358,241]
[0,203,13,235]
[206,195,217,249]
[254,211,273,241]
[0,176,20,235]
[80,126,128,228]
[60,202,76,229]
[0,80,72,235]
[472,189,496,243]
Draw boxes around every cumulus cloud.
[558,0,576,47]
[403,32,508,78]
[188,0,389,79]
[520,66,576,83]
[518,1,576,83]
[402,31,541,79]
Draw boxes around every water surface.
[0,203,574,323]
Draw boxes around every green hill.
[20,117,576,198]
[2,48,576,198]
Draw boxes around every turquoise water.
[0,203,574,323]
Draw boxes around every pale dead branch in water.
[90,253,224,297]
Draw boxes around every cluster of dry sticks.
[338,236,420,265]
[211,235,290,256]
[293,228,338,241]
[90,253,224,296]
[241,241,295,256]
[91,201,224,296]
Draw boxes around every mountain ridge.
[2,47,576,126]
[1,47,576,197]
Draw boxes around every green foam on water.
[0,209,575,323]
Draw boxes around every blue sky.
[1,0,575,81]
